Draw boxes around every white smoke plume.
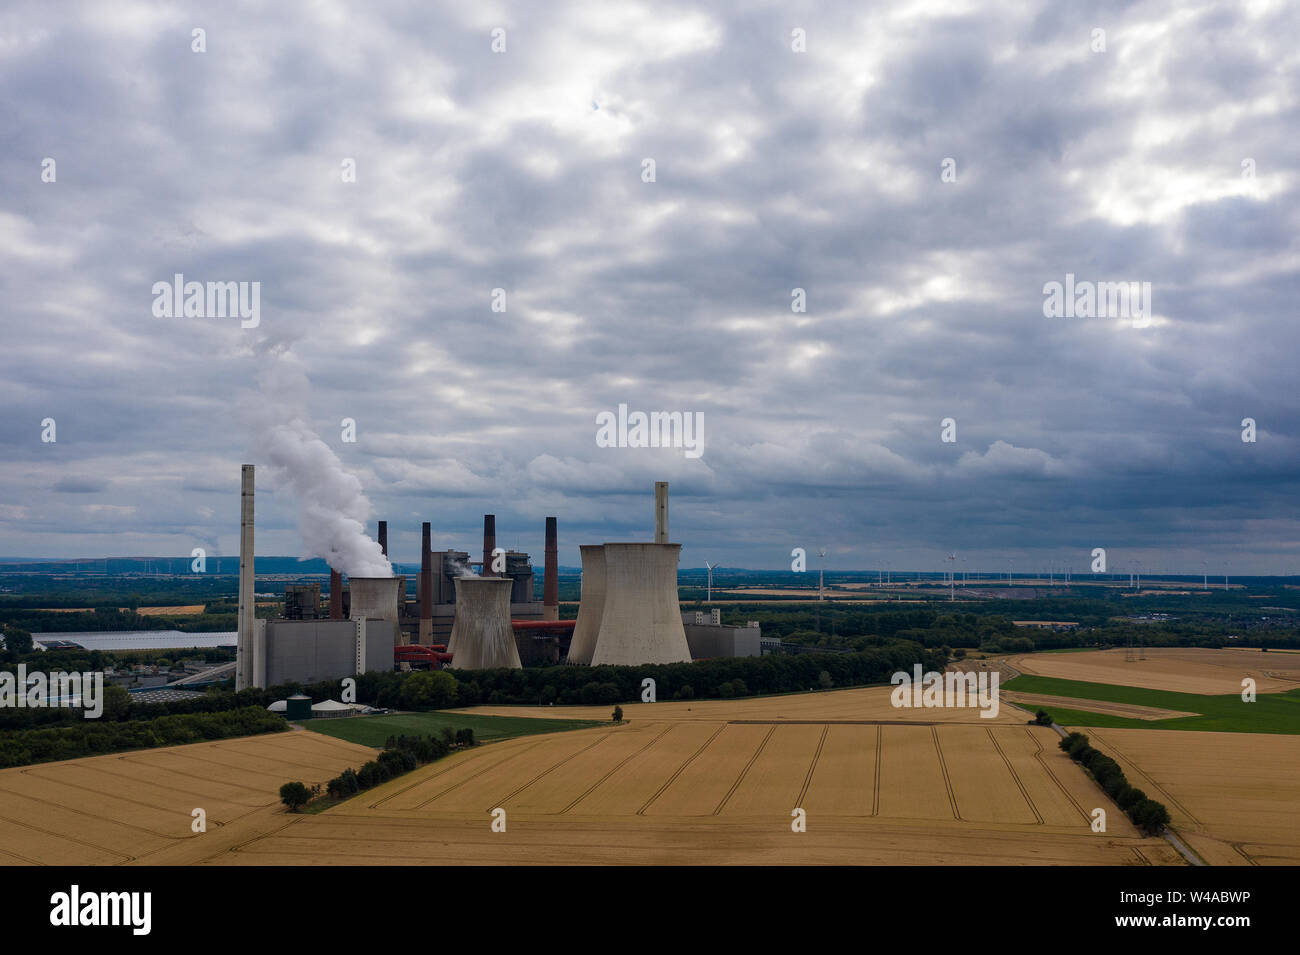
[446,555,478,578]
[244,352,392,578]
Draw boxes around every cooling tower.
[348,576,400,623]
[590,542,691,666]
[447,576,521,670]
[567,545,605,664]
[349,575,402,656]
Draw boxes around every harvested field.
[222,710,1178,865]
[0,686,1187,866]
[136,605,205,616]
[1087,728,1300,866]
[0,728,373,866]
[1006,648,1299,695]
[1002,691,1199,721]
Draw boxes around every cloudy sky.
[2,0,1298,575]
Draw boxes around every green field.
[1005,674,1300,734]
[301,710,603,748]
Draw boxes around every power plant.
[233,468,758,688]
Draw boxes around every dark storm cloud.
[0,0,1297,574]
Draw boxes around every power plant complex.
[234,472,758,690]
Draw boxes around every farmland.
[1086,728,1300,866]
[0,728,372,865]
[1006,647,1300,696]
[0,684,1181,866]
[215,686,1179,866]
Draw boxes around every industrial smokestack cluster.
[571,482,691,666]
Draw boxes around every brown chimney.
[419,522,433,644]
[378,520,388,557]
[329,569,343,619]
[543,516,559,620]
[482,514,496,576]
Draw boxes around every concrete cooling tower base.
[448,576,521,670]
[590,542,691,666]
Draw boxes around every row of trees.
[0,705,286,768]
[348,641,950,710]
[281,731,478,811]
[1058,732,1172,835]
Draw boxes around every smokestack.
[655,482,669,543]
[544,517,559,621]
[482,514,496,576]
[378,520,388,557]
[419,522,433,644]
[236,465,255,690]
[329,569,343,619]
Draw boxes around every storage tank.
[285,694,312,721]
[447,576,521,670]
[591,542,691,666]
[567,545,605,664]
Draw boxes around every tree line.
[1058,732,1172,835]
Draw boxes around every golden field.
[1087,728,1300,866]
[1006,647,1300,695]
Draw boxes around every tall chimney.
[654,482,669,543]
[378,520,388,557]
[482,514,496,576]
[236,465,255,690]
[543,516,559,620]
[329,569,343,620]
[419,522,433,643]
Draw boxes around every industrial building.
[681,609,763,659]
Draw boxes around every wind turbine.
[1202,559,1208,591]
[946,552,956,601]
[704,560,714,603]
[817,548,827,601]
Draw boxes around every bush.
[612,705,623,722]
[399,670,459,710]
[674,684,694,700]
[279,781,311,812]
[455,727,477,748]
[1131,798,1171,835]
